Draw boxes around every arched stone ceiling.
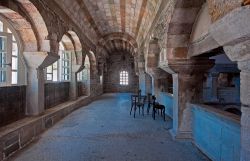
[104,39,135,55]
[55,0,163,51]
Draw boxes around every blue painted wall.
[158,92,173,118]
[191,104,240,161]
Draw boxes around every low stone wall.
[0,95,96,161]
[158,92,173,118]
[0,86,26,127]
[191,103,240,161]
[45,82,70,109]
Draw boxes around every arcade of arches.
[0,0,249,161]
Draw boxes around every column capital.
[168,59,215,74]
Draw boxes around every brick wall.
[44,82,70,109]
[103,52,139,93]
[0,86,26,127]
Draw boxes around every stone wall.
[77,82,88,97]
[0,86,26,127]
[44,82,70,109]
[103,52,139,93]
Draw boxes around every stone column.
[70,65,83,100]
[169,59,214,140]
[70,50,83,101]
[145,73,153,94]
[139,72,146,95]
[23,52,59,115]
[238,60,250,161]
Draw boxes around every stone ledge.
[0,95,97,161]
[190,103,240,124]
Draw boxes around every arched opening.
[44,34,75,109]
[0,14,27,127]
[77,54,90,96]
[0,15,25,86]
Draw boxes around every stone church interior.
[0,0,249,161]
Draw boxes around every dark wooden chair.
[130,90,146,118]
[152,95,165,121]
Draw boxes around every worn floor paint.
[10,93,209,161]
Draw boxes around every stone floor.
[10,93,209,161]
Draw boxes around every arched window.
[46,42,71,82]
[120,71,128,85]
[0,18,20,86]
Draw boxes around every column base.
[169,129,193,141]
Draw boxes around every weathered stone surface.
[207,0,241,22]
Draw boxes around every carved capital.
[168,59,215,74]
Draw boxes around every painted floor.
[10,93,209,161]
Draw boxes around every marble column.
[169,59,214,140]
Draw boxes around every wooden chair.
[130,90,146,118]
[152,95,165,121]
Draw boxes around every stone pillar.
[139,72,146,95]
[145,73,153,94]
[238,60,250,161]
[70,50,83,100]
[26,67,45,115]
[70,65,82,100]
[169,59,214,140]
[23,52,59,115]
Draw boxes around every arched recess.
[98,32,138,57]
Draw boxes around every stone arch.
[166,0,205,60]
[98,32,138,57]
[0,0,49,52]
[0,8,37,52]
[86,50,98,78]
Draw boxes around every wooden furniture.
[130,90,146,118]
[152,95,166,121]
